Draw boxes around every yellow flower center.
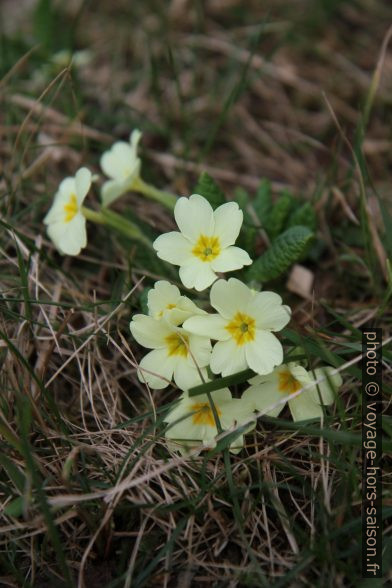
[192,234,221,262]
[122,166,133,178]
[225,311,256,346]
[63,194,78,223]
[191,402,221,427]
[158,303,177,318]
[165,332,189,357]
[278,370,302,395]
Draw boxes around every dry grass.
[1,0,392,586]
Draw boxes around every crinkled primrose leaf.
[194,171,226,208]
[246,225,314,283]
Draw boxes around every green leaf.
[33,0,55,50]
[265,191,295,240]
[234,187,256,254]
[0,454,26,492]
[246,225,314,282]
[286,201,317,231]
[139,287,151,315]
[234,186,249,212]
[4,496,25,518]
[33,0,73,52]
[253,179,272,225]
[194,172,226,208]
[377,194,392,258]
[189,369,254,397]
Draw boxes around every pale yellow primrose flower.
[100,130,142,207]
[129,314,211,390]
[153,194,252,291]
[44,167,91,256]
[243,362,342,421]
[164,388,255,455]
[183,278,291,376]
[147,280,206,325]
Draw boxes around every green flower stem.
[188,369,254,398]
[132,176,177,210]
[82,206,153,248]
[81,207,105,224]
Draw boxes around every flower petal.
[164,305,203,326]
[168,296,206,325]
[288,393,324,421]
[174,194,215,242]
[153,232,193,265]
[188,334,212,368]
[111,142,135,168]
[219,396,256,428]
[129,129,142,152]
[183,314,228,341]
[75,167,92,203]
[47,214,87,256]
[179,258,217,291]
[308,366,342,405]
[100,142,135,180]
[44,192,68,224]
[245,330,284,375]
[138,348,175,389]
[101,178,132,207]
[210,278,253,318]
[247,291,291,331]
[130,315,171,348]
[210,246,252,272]
[210,339,247,376]
[173,361,206,391]
[165,409,217,442]
[147,281,180,318]
[164,389,252,454]
[58,177,76,198]
[213,201,243,247]
[242,374,284,417]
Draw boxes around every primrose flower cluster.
[130,194,343,455]
[44,130,175,256]
[43,130,342,456]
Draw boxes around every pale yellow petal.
[173,362,207,391]
[47,214,87,256]
[100,141,135,180]
[147,281,181,318]
[101,178,131,207]
[245,330,283,374]
[75,167,92,203]
[308,366,342,405]
[188,334,212,368]
[288,393,324,421]
[153,232,193,265]
[213,201,243,247]
[210,278,253,318]
[247,292,291,331]
[130,314,171,348]
[242,374,284,417]
[58,177,76,198]
[210,339,247,376]
[210,246,252,272]
[179,258,217,291]
[138,348,175,389]
[174,194,214,241]
[183,314,228,341]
